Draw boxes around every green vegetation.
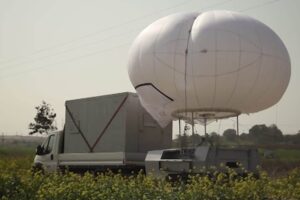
[274,149,300,161]
[0,146,35,158]
[1,159,300,199]
[174,124,300,147]
[1,148,300,200]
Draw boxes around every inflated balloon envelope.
[127,10,291,128]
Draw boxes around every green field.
[0,146,35,157]
[271,149,300,161]
[1,145,300,200]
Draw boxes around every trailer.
[145,146,259,178]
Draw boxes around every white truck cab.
[33,131,62,172]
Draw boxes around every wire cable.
[0,42,130,80]
[0,0,234,69]
[0,0,195,65]
[0,28,138,71]
[0,0,282,80]
[0,0,235,79]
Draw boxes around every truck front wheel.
[31,163,44,174]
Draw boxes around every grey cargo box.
[64,92,172,164]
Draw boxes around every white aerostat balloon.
[128,10,291,127]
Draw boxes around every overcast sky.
[0,0,299,136]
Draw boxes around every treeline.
[174,124,300,147]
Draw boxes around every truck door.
[35,134,57,172]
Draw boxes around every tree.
[208,131,220,145]
[29,101,57,135]
[249,124,283,144]
[268,124,283,142]
[223,129,237,141]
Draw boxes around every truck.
[33,92,259,177]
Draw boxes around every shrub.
[1,157,300,200]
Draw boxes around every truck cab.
[33,131,62,172]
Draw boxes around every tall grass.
[1,155,300,200]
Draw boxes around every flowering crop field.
[1,148,300,200]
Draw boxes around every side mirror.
[36,145,44,155]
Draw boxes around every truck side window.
[45,135,54,154]
[41,137,49,153]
